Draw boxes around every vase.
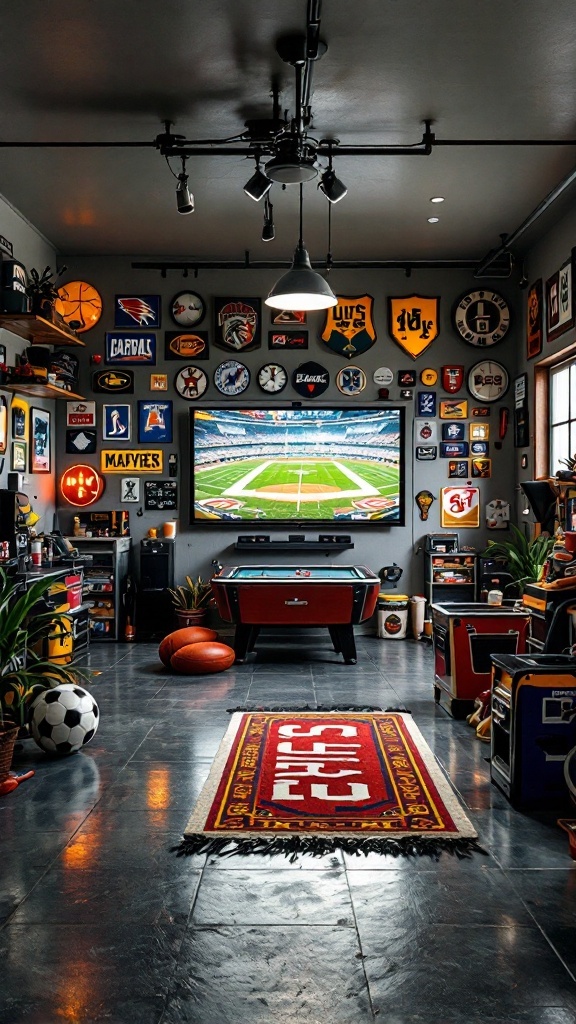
[175,608,207,628]
[0,726,19,783]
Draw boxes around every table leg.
[234,624,256,663]
[328,626,341,653]
[338,625,357,664]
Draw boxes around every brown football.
[170,334,205,356]
[159,626,218,666]
[170,641,235,674]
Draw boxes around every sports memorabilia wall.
[452,289,511,346]
[120,478,140,502]
[170,291,206,327]
[336,366,367,395]
[321,295,376,358]
[374,367,394,386]
[397,370,416,387]
[214,298,261,352]
[448,461,469,478]
[471,458,491,478]
[420,368,438,386]
[144,480,178,511]
[442,422,465,442]
[417,392,437,416]
[415,419,437,445]
[440,442,469,458]
[103,405,131,441]
[150,374,168,391]
[101,450,163,473]
[469,422,490,440]
[388,296,440,359]
[441,366,464,393]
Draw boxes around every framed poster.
[514,372,530,448]
[546,257,574,343]
[105,333,156,365]
[11,396,28,440]
[114,295,161,329]
[11,440,27,471]
[103,404,131,441]
[30,407,51,473]
[441,486,480,528]
[138,400,173,443]
[214,297,261,352]
[439,399,468,419]
[66,400,95,428]
[526,279,543,358]
[120,478,140,503]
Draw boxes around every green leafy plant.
[167,574,212,612]
[0,568,86,729]
[482,523,555,595]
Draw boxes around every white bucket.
[377,595,409,639]
[410,595,427,638]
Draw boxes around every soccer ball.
[30,684,100,755]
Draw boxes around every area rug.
[174,710,483,860]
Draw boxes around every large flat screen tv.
[189,406,405,526]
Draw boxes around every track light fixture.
[175,157,194,214]
[319,143,347,203]
[243,155,272,201]
[266,185,337,311]
[261,196,275,242]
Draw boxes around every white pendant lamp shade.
[265,243,337,311]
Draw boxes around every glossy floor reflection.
[1,636,576,1023]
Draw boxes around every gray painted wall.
[55,257,521,594]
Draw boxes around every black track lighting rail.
[131,256,505,275]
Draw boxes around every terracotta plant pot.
[175,608,208,628]
[0,726,19,783]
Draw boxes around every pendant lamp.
[265,185,337,311]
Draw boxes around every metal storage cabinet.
[424,534,477,606]
[66,537,131,640]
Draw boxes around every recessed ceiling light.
[430,196,444,203]
[427,216,439,224]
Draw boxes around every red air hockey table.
[210,564,380,664]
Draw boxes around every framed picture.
[471,457,491,478]
[439,399,467,419]
[546,256,574,343]
[11,440,27,471]
[138,400,173,443]
[114,294,161,329]
[514,372,530,448]
[441,485,480,528]
[214,297,261,352]
[150,373,168,391]
[469,422,490,441]
[448,460,469,479]
[10,396,28,440]
[271,309,307,325]
[30,407,51,473]
[103,404,131,441]
[526,279,543,358]
[268,330,308,350]
[0,395,7,455]
[120,477,140,503]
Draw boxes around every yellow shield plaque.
[388,295,440,360]
[321,295,376,359]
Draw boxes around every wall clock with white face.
[257,363,288,394]
[214,360,250,396]
[170,291,206,327]
[453,289,511,347]
[467,360,510,402]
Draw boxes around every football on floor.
[159,626,218,666]
[30,684,100,755]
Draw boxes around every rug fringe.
[226,703,387,713]
[172,834,487,862]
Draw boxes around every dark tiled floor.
[1,635,576,1023]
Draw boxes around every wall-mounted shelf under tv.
[0,382,85,401]
[0,313,85,347]
[235,539,355,552]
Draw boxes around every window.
[550,357,576,474]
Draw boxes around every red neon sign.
[60,464,105,507]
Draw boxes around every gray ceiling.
[1,0,576,265]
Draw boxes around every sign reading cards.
[105,332,156,365]
[388,295,439,359]
[100,449,163,473]
[67,401,96,427]
[441,486,480,528]
[321,295,376,359]
[115,295,161,328]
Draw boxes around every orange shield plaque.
[388,295,440,360]
[321,295,376,359]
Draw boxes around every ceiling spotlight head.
[261,197,275,242]
[243,166,272,202]
[319,167,347,204]
[265,243,337,311]
[176,173,194,214]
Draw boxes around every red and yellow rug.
[175,710,482,859]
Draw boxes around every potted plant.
[0,568,86,780]
[168,574,213,627]
[482,523,555,596]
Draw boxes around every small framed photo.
[150,373,168,391]
[138,400,173,443]
[448,460,469,479]
[11,440,27,471]
[11,397,29,440]
[30,407,51,473]
[270,309,307,325]
[546,257,574,342]
[469,422,490,441]
[103,404,131,441]
[268,330,308,350]
[120,477,140,503]
[526,279,543,359]
[471,457,491,478]
[439,399,467,419]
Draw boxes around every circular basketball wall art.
[54,281,103,333]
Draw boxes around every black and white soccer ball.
[30,684,99,755]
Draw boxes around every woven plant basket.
[0,726,19,782]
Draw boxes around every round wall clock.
[214,360,250,396]
[336,365,367,395]
[257,363,287,394]
[467,360,510,402]
[54,281,103,333]
[453,289,511,347]
[170,291,206,327]
[174,365,208,400]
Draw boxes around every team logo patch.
[397,370,416,387]
[388,295,440,359]
[417,391,436,417]
[292,361,330,398]
[115,295,161,328]
[415,419,437,444]
[441,422,465,442]
[442,365,464,393]
[164,331,209,360]
[440,442,469,458]
[67,401,96,427]
[321,295,376,359]
[416,446,437,461]
[336,365,366,395]
[105,333,156,365]
[92,369,134,393]
[66,429,97,455]
[214,297,261,352]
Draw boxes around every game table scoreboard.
[210,564,380,664]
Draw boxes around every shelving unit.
[0,382,85,400]
[0,313,85,346]
[66,537,131,640]
[425,552,477,605]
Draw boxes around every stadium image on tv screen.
[190,407,405,525]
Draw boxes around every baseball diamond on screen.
[190,407,405,525]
